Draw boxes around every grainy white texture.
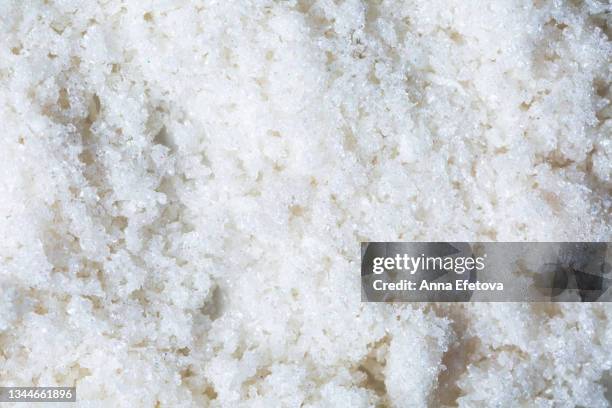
[0,0,611,407]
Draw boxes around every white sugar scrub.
[0,0,611,406]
